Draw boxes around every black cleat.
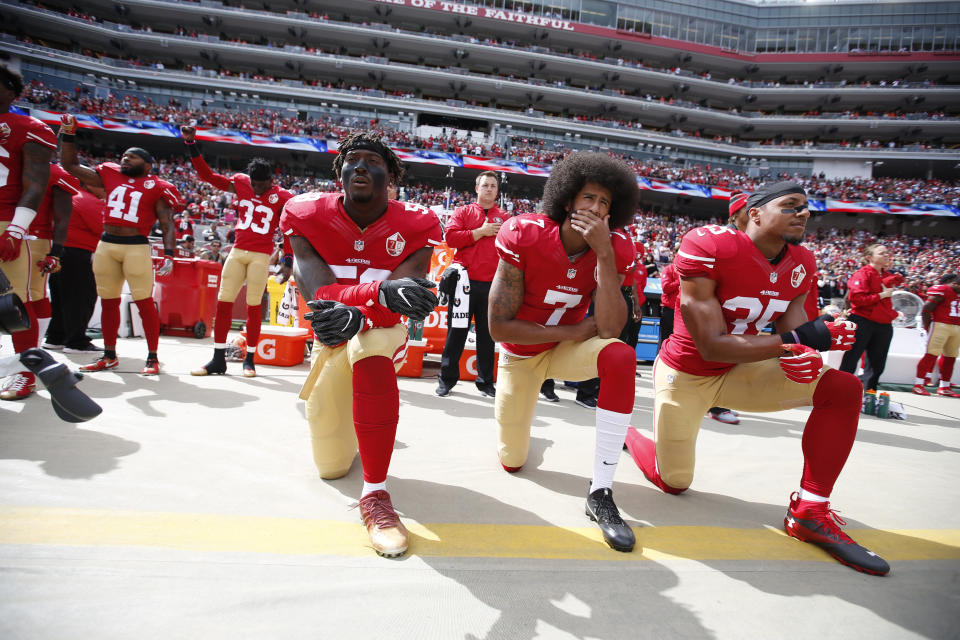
[477,383,496,398]
[540,387,560,402]
[585,487,636,552]
[435,380,452,397]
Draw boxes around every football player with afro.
[489,151,640,553]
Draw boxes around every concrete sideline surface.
[1,334,958,640]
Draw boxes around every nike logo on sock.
[602,460,617,466]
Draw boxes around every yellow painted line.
[0,507,958,562]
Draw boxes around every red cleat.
[936,387,960,398]
[501,463,522,473]
[141,358,161,376]
[912,384,931,396]
[80,357,118,372]
[0,372,36,400]
[784,492,889,576]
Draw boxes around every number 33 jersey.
[660,224,817,376]
[280,192,442,286]
[97,163,181,236]
[229,174,292,254]
[495,213,635,357]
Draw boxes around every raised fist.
[59,114,77,136]
[180,125,196,143]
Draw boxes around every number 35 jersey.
[229,174,292,254]
[97,163,181,236]
[495,213,635,357]
[280,191,442,286]
[660,224,817,376]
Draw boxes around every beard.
[783,234,803,246]
[120,164,146,178]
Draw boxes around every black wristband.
[164,248,175,257]
[60,133,75,143]
[48,243,64,258]
[184,141,201,157]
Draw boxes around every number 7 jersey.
[660,224,817,376]
[495,213,635,357]
[97,163,181,235]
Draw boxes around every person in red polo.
[435,170,507,398]
[839,244,904,391]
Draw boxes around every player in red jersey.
[281,132,441,558]
[913,273,960,397]
[180,125,294,378]
[489,152,640,552]
[624,180,889,575]
[0,66,57,401]
[59,114,179,376]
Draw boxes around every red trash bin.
[154,258,223,338]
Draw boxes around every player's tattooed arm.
[19,142,53,211]
[289,235,337,297]
[680,275,789,363]
[387,246,434,280]
[489,260,597,344]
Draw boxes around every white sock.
[361,481,387,498]
[798,488,829,503]
[940,381,951,389]
[915,377,926,386]
[590,407,631,493]
[36,317,51,348]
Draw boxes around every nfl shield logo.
[354,240,364,252]
[386,232,406,257]
[791,264,806,288]
[567,268,577,279]
[769,272,778,283]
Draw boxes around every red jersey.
[445,202,507,281]
[0,112,58,220]
[494,213,635,357]
[847,264,898,324]
[928,284,960,326]
[229,175,292,254]
[280,192,443,325]
[660,263,679,310]
[66,189,105,252]
[97,163,180,236]
[660,224,818,376]
[804,273,820,321]
[31,164,81,240]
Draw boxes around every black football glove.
[377,277,439,321]
[437,268,460,307]
[305,300,365,346]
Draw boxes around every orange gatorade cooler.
[242,325,311,366]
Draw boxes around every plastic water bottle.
[863,390,877,415]
[877,392,891,419]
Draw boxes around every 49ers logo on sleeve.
[791,264,807,288]
[144,180,155,190]
[269,193,279,204]
[0,123,10,144]
[386,232,406,257]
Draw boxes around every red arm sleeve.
[190,156,233,192]
[314,282,399,329]
[443,206,477,249]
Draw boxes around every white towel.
[448,263,470,329]
[277,280,298,326]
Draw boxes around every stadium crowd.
[17,81,960,207]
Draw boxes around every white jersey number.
[722,296,790,335]
[106,185,143,223]
[235,200,274,235]
[543,289,583,326]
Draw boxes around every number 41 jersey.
[659,224,817,376]
[97,162,181,236]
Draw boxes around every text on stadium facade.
[373,0,576,31]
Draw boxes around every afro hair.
[540,152,639,229]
